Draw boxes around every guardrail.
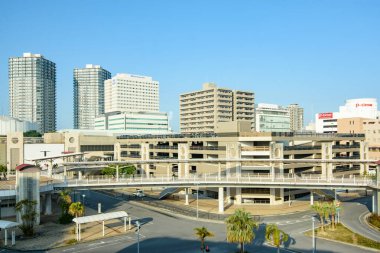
[55,173,378,189]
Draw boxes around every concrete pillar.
[226,143,241,178]
[128,217,132,230]
[45,193,52,215]
[98,203,101,213]
[11,230,15,246]
[178,143,190,179]
[310,190,314,205]
[166,164,170,178]
[141,143,150,178]
[124,217,127,231]
[218,163,221,180]
[218,187,224,213]
[373,189,380,215]
[321,142,333,180]
[78,171,82,180]
[48,161,52,178]
[102,221,105,236]
[185,188,189,205]
[4,229,7,246]
[235,187,242,205]
[226,187,231,204]
[270,188,276,205]
[360,142,369,175]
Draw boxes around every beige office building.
[363,118,380,160]
[287,104,304,131]
[180,83,254,133]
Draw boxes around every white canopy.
[0,220,20,229]
[72,211,128,224]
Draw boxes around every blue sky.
[1,0,379,131]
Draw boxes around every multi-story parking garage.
[115,121,369,205]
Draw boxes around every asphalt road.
[340,196,380,242]
[43,190,378,253]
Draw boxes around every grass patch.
[305,223,380,250]
[65,239,77,245]
[368,214,380,231]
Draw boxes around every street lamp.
[135,221,141,253]
[312,216,316,253]
[196,184,199,219]
[0,199,2,219]
[82,194,86,215]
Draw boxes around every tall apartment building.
[255,103,290,132]
[104,73,159,113]
[180,83,255,133]
[9,53,56,133]
[73,64,111,129]
[287,104,304,131]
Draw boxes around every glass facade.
[73,65,111,129]
[9,53,56,133]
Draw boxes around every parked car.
[133,189,145,197]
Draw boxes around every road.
[340,196,380,242]
[44,190,377,253]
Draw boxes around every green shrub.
[59,213,74,224]
[368,214,380,230]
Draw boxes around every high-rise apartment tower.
[9,53,56,133]
[74,64,111,129]
[287,104,304,131]
[180,83,255,133]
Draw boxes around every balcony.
[149,145,178,150]
[284,146,321,151]
[332,144,360,149]
[333,155,360,159]
[120,144,141,149]
[241,146,270,151]
[190,146,226,151]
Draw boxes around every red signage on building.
[318,112,333,119]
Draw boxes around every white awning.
[0,220,20,229]
[72,211,128,224]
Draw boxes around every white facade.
[9,53,56,133]
[255,103,290,132]
[23,143,65,165]
[0,116,38,135]
[104,73,159,113]
[315,98,379,133]
[74,64,111,130]
[94,111,171,135]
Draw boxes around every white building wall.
[315,98,378,133]
[104,73,159,113]
[0,116,38,135]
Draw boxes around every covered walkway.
[72,211,131,241]
[0,220,20,246]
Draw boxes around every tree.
[101,164,136,176]
[194,226,214,253]
[265,224,289,253]
[0,164,7,179]
[311,201,329,232]
[15,199,37,236]
[58,190,73,224]
[23,130,42,137]
[225,209,258,253]
[68,202,84,218]
[327,200,341,230]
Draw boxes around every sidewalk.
[2,209,136,250]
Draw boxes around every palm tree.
[265,224,289,253]
[226,209,258,253]
[194,226,214,253]
[311,201,328,232]
[69,202,85,240]
[327,200,341,230]
[68,202,84,218]
[58,190,73,224]
[15,199,37,236]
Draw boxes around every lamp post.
[196,184,199,219]
[135,221,141,253]
[82,194,86,215]
[0,199,2,219]
[312,216,316,253]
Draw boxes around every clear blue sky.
[1,0,379,131]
